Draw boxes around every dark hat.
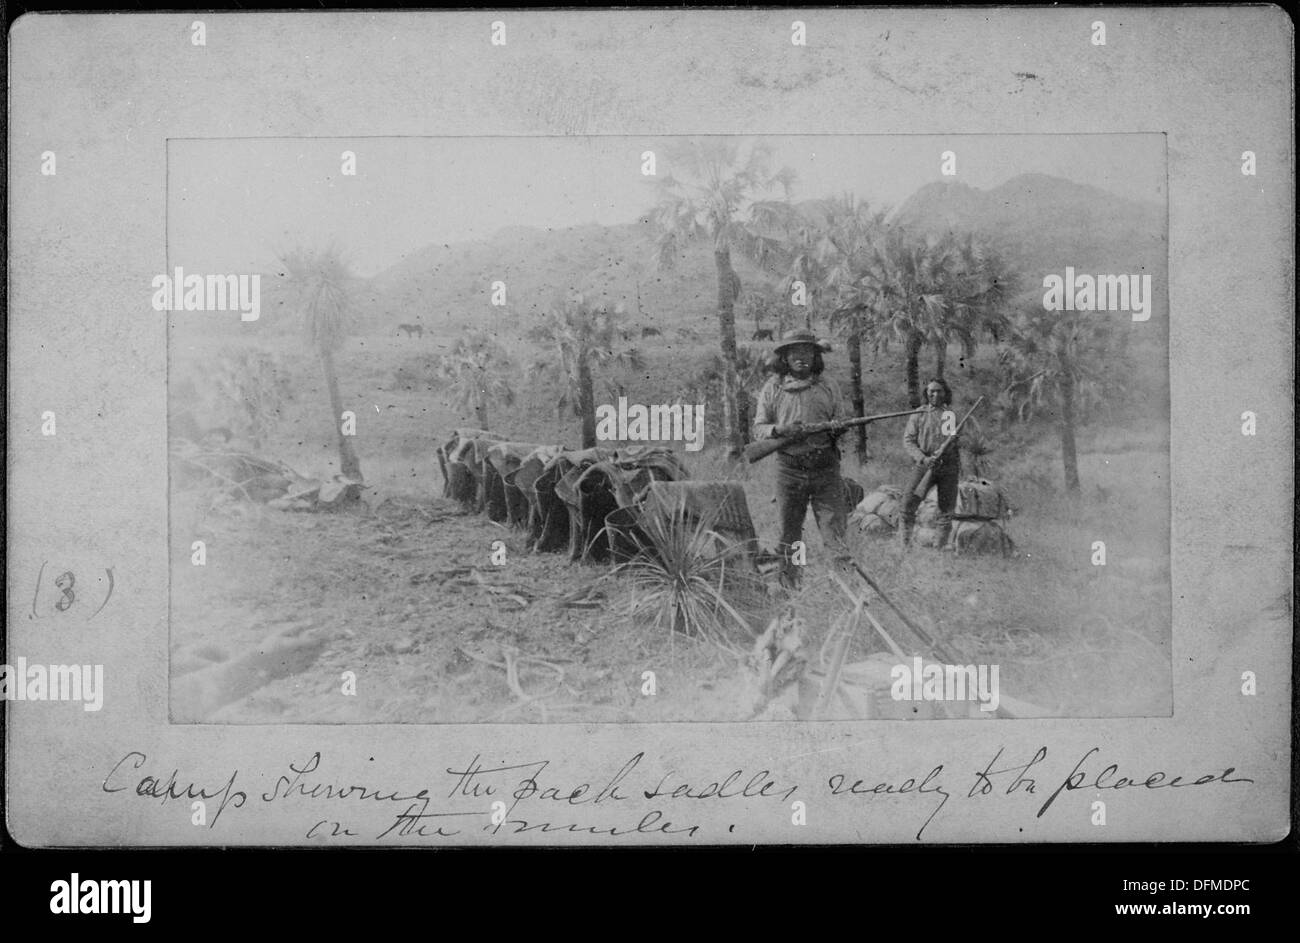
[773,329,832,355]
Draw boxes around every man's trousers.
[774,449,849,585]
[900,456,960,545]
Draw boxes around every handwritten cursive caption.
[99,746,1253,842]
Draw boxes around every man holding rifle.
[900,378,988,550]
[752,329,852,588]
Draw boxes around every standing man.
[753,329,851,587]
[900,377,987,549]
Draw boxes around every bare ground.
[169,448,1172,724]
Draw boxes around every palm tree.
[833,227,938,409]
[791,195,890,459]
[437,331,516,430]
[691,345,776,411]
[530,293,644,448]
[930,233,1015,380]
[838,227,1012,408]
[649,138,795,459]
[999,305,1121,494]
[280,247,363,481]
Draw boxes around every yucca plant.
[613,506,762,652]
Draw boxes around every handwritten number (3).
[54,572,76,611]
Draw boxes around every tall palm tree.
[999,305,1120,494]
[280,247,363,481]
[840,227,1012,408]
[437,331,516,430]
[795,195,890,459]
[530,293,644,448]
[649,138,795,458]
[931,233,1015,380]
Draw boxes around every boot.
[899,519,914,549]
[935,519,952,551]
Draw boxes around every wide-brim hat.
[773,329,832,355]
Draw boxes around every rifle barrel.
[834,408,921,428]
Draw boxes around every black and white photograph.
[4,8,1290,856]
[166,134,1173,724]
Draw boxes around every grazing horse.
[751,328,774,341]
[398,324,425,338]
[641,326,662,338]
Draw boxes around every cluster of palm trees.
[646,138,1119,491]
[278,141,1124,494]
[647,139,1016,462]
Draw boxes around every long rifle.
[744,408,918,464]
[846,561,1048,719]
[911,396,984,498]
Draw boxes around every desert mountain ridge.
[220,172,1169,337]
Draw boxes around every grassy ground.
[169,325,1171,723]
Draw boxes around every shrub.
[613,506,762,651]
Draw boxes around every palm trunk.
[577,353,597,449]
[848,331,867,460]
[905,329,923,408]
[474,402,489,430]
[1060,358,1080,493]
[714,247,746,458]
[320,346,362,481]
[934,340,946,380]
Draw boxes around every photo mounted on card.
[5,9,1291,848]
[162,132,1169,725]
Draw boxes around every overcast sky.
[169,134,1165,278]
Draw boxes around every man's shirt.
[753,374,845,455]
[902,404,987,464]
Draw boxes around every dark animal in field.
[553,446,689,563]
[641,326,662,338]
[751,328,774,341]
[398,324,425,338]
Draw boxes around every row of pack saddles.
[436,428,1015,564]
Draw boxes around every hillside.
[363,172,1169,334]
[893,173,1168,319]
[366,219,780,337]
